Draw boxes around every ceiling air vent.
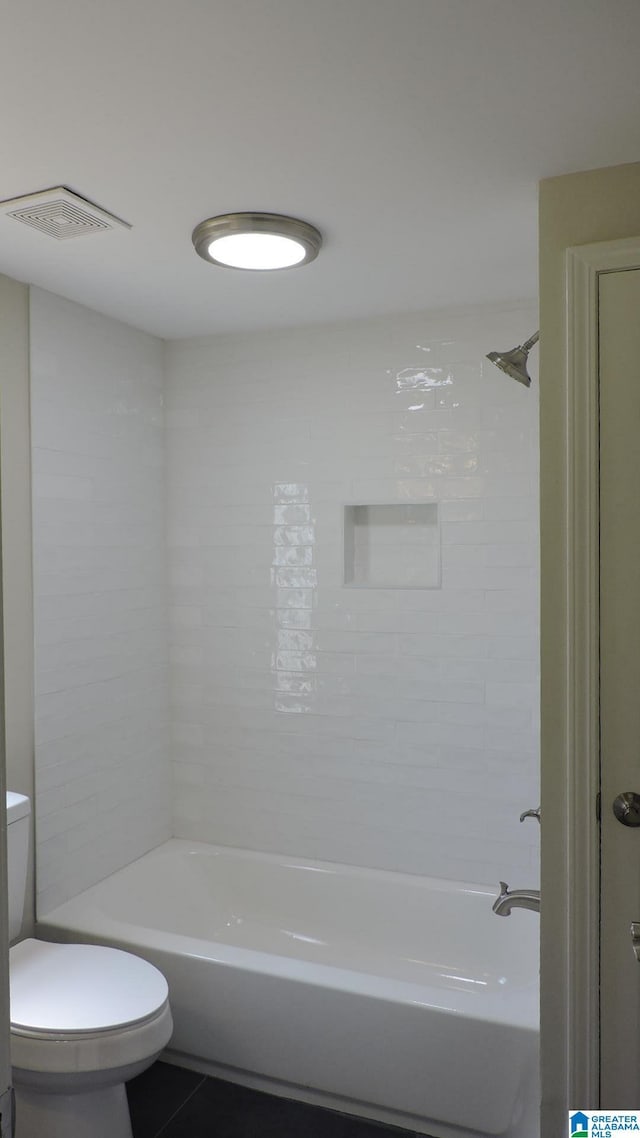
[0,187,131,239]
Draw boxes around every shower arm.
[520,331,539,353]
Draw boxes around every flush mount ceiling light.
[192,212,322,271]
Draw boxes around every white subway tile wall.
[166,301,540,887]
[30,288,171,914]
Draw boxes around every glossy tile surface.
[30,288,171,915]
[127,1062,428,1138]
[166,301,540,887]
[30,293,541,911]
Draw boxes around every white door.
[598,265,640,1105]
[540,234,640,1132]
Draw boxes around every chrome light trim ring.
[191,212,322,270]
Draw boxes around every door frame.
[543,234,640,1123]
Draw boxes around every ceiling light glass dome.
[192,212,322,271]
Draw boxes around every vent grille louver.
[0,187,130,239]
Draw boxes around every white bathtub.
[37,840,539,1138]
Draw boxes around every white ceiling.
[1,0,639,339]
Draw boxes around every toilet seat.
[10,939,173,1077]
[10,939,168,1034]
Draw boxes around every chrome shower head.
[486,330,539,388]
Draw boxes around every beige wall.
[539,162,640,1132]
[0,274,35,936]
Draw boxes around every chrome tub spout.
[492,881,540,916]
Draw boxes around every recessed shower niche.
[343,503,441,589]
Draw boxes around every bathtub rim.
[36,837,539,1031]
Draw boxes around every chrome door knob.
[613,792,640,827]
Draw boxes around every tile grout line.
[149,1075,434,1138]
[152,1074,208,1138]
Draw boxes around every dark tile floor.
[127,1061,430,1138]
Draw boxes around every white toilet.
[7,792,173,1138]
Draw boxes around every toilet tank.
[6,793,30,942]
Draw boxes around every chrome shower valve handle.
[519,807,541,824]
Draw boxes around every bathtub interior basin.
[37,839,539,1138]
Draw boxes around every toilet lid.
[10,939,169,1035]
